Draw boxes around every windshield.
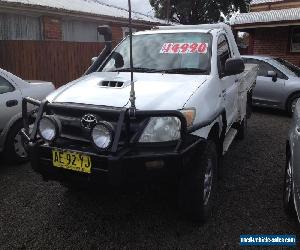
[274,57,300,77]
[100,32,212,74]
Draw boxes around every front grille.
[48,106,147,151]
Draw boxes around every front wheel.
[178,140,218,222]
[4,120,29,164]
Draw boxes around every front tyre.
[4,120,29,164]
[178,140,218,222]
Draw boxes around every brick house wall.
[234,0,300,66]
[250,26,300,65]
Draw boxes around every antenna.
[128,0,136,117]
[166,0,170,24]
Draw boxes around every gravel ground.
[0,110,299,249]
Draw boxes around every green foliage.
[149,0,250,24]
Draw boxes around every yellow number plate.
[52,150,92,174]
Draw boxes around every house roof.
[251,0,284,5]
[0,0,167,25]
[231,7,300,26]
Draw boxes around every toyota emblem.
[81,114,98,129]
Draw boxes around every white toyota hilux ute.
[22,23,257,222]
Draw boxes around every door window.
[217,34,232,77]
[243,58,287,80]
[0,76,15,94]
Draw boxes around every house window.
[62,20,104,42]
[290,27,300,52]
[0,13,41,40]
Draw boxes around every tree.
[149,0,250,24]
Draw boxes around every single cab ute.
[22,23,258,222]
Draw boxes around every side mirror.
[224,58,245,76]
[91,57,97,65]
[267,70,277,82]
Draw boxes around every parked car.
[22,23,258,222]
[242,55,300,114]
[284,99,300,222]
[0,68,55,163]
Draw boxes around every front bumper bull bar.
[21,97,222,186]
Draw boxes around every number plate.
[52,150,92,174]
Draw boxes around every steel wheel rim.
[284,160,292,203]
[14,130,28,158]
[203,158,213,206]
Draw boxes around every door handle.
[6,99,18,107]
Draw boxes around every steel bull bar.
[21,97,224,185]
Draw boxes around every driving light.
[139,117,181,143]
[181,108,196,127]
[38,116,59,142]
[91,122,114,150]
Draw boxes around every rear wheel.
[178,140,218,222]
[4,120,29,164]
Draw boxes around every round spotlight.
[91,122,114,150]
[38,116,59,142]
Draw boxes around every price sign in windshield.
[160,42,208,54]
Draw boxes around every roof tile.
[231,7,300,25]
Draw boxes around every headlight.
[139,117,181,143]
[38,116,59,142]
[91,122,114,150]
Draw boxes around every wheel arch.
[0,113,23,151]
[285,91,300,111]
[208,111,226,157]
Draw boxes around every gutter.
[232,20,300,30]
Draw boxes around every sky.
[99,0,155,16]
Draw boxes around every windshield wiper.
[157,68,208,74]
[112,67,157,73]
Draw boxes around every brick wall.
[251,26,300,66]
[43,16,62,40]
